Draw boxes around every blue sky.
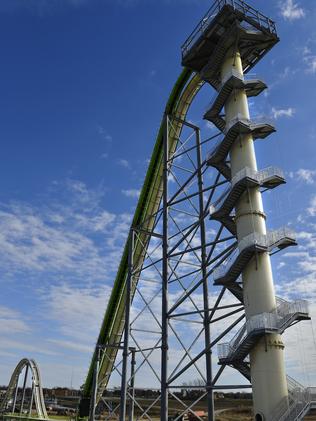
[0,0,316,390]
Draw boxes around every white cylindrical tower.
[221,50,288,419]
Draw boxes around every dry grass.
[216,408,252,421]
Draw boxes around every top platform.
[182,0,279,79]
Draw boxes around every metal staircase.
[225,282,244,303]
[206,115,276,180]
[199,22,278,88]
[204,69,266,130]
[270,377,316,421]
[209,166,285,234]
[213,228,297,286]
[217,299,310,368]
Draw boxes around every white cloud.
[0,339,58,356]
[279,0,305,21]
[118,159,131,169]
[0,306,30,334]
[0,176,136,387]
[121,189,140,199]
[0,203,107,278]
[307,195,316,216]
[296,169,316,185]
[47,339,92,354]
[44,284,110,343]
[0,180,130,285]
[277,262,286,269]
[302,47,316,74]
[272,107,296,119]
[65,178,105,209]
[75,210,116,232]
[97,125,112,142]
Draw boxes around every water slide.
[82,68,205,404]
[1,358,48,419]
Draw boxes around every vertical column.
[161,114,169,421]
[89,347,100,421]
[119,230,134,421]
[12,381,19,413]
[221,50,288,419]
[196,128,214,421]
[128,348,136,421]
[29,383,34,417]
[20,365,29,415]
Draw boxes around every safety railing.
[217,322,246,359]
[206,113,275,161]
[181,0,277,57]
[206,136,224,162]
[276,297,309,319]
[221,67,244,86]
[270,381,316,421]
[213,228,296,280]
[209,166,284,215]
[225,113,275,133]
[209,185,231,215]
[217,312,278,359]
[217,298,308,360]
[207,68,244,104]
[232,166,284,187]
[208,69,264,103]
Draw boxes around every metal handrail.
[232,166,284,187]
[209,166,284,215]
[206,113,275,160]
[213,228,296,279]
[276,298,309,319]
[207,69,264,105]
[182,0,277,56]
[217,299,309,360]
[221,67,244,86]
[208,68,244,105]
[206,136,223,161]
[225,113,275,132]
[218,313,278,359]
[270,382,315,421]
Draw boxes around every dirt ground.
[216,408,316,421]
[215,408,252,421]
[100,401,316,420]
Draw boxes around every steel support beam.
[128,348,136,421]
[161,114,169,421]
[119,230,134,421]
[196,127,214,421]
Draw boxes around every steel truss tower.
[88,1,316,421]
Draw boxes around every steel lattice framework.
[89,114,312,420]
[84,1,315,420]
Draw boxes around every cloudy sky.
[0,0,315,390]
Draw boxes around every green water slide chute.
[82,68,205,401]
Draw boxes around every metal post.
[195,128,214,421]
[119,230,134,421]
[89,347,100,421]
[29,383,34,416]
[128,348,136,421]
[12,381,19,413]
[20,365,29,415]
[161,114,169,421]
